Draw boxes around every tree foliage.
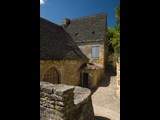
[107,4,120,58]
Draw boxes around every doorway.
[83,73,89,88]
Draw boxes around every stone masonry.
[81,68,104,89]
[78,44,105,66]
[40,60,88,86]
[116,58,120,99]
[40,82,94,120]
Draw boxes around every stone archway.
[42,67,60,84]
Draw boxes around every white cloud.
[40,0,46,4]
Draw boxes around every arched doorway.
[42,67,60,84]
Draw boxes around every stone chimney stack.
[63,18,70,27]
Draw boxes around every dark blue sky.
[40,0,120,28]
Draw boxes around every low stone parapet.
[40,81,94,120]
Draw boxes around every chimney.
[62,18,70,27]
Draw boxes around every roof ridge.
[70,12,107,21]
[40,17,62,28]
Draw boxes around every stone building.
[63,13,108,72]
[40,13,108,88]
[62,13,108,88]
[40,17,89,86]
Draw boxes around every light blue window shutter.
[92,47,96,58]
[96,47,99,58]
[95,46,99,58]
[92,46,99,58]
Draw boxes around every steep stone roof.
[64,13,107,43]
[40,17,88,60]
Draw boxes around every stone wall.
[78,43,104,66]
[81,68,104,89]
[40,60,87,86]
[116,58,120,99]
[40,82,94,120]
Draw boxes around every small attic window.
[75,33,78,36]
[92,31,95,34]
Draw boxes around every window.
[92,45,100,59]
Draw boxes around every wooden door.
[42,67,59,84]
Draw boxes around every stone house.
[63,13,108,71]
[40,17,89,86]
[63,13,108,88]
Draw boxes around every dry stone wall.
[40,82,94,120]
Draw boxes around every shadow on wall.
[106,63,117,76]
[91,64,116,95]
[94,116,111,120]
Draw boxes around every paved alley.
[92,73,120,120]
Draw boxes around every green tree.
[107,28,115,53]
[107,4,120,58]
